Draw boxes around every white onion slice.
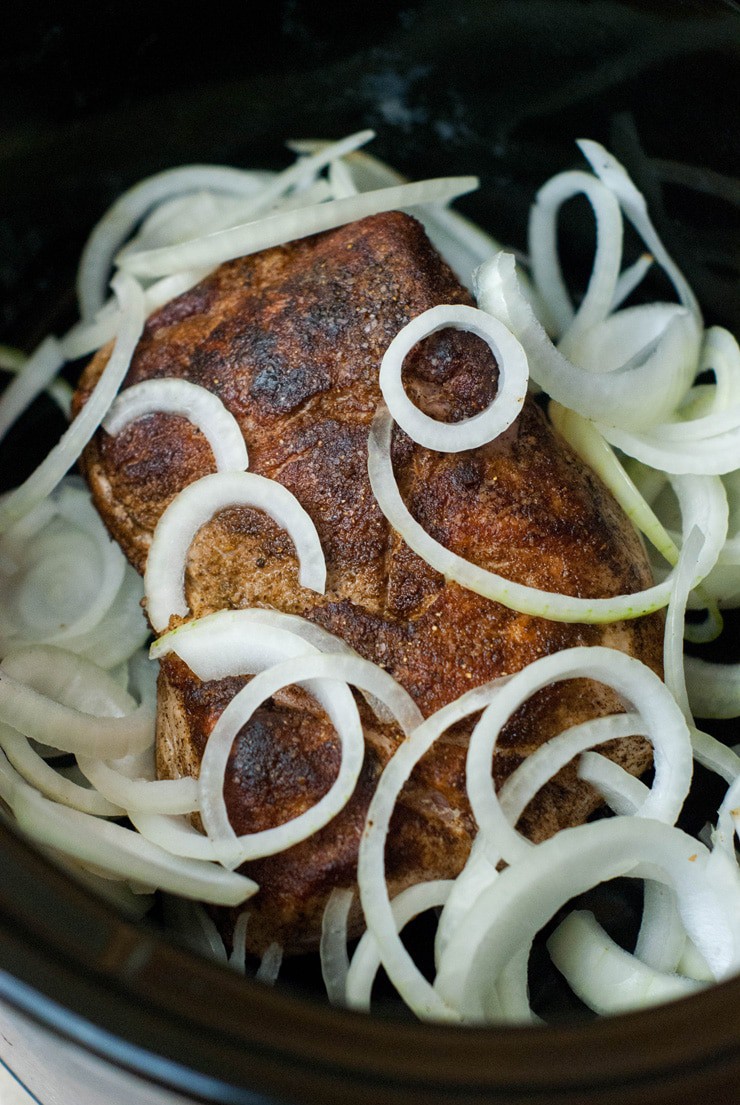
[77,164,274,319]
[690,726,740,783]
[76,753,199,814]
[144,471,326,632]
[496,712,646,826]
[345,880,454,1012]
[0,723,122,816]
[0,646,154,758]
[129,810,218,860]
[292,142,503,291]
[547,910,703,1015]
[578,751,651,815]
[467,647,692,866]
[199,650,422,868]
[611,253,654,311]
[320,888,354,1006]
[0,273,145,534]
[686,659,740,720]
[475,251,700,431]
[548,403,679,567]
[152,609,422,735]
[198,656,362,868]
[528,170,622,342]
[378,304,528,451]
[434,836,499,970]
[0,336,65,443]
[229,910,250,973]
[117,176,479,280]
[256,943,284,986]
[576,140,701,323]
[434,818,740,1022]
[368,407,705,624]
[0,751,256,906]
[357,680,504,1021]
[104,378,248,472]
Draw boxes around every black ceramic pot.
[0,3,739,1102]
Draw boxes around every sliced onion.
[578,751,651,815]
[0,750,257,905]
[129,810,218,860]
[576,140,701,323]
[345,880,453,1012]
[199,650,422,869]
[117,176,479,280]
[467,647,692,867]
[434,836,499,969]
[663,527,706,720]
[0,273,145,534]
[686,659,740,721]
[378,304,528,451]
[144,471,327,632]
[152,609,422,734]
[292,142,503,291]
[228,910,250,973]
[496,712,646,827]
[547,909,703,1015]
[256,943,284,986]
[0,336,65,443]
[104,378,248,472]
[77,164,275,319]
[475,251,700,431]
[611,253,654,311]
[548,403,679,567]
[690,726,740,782]
[357,680,504,1021]
[76,752,199,814]
[0,646,154,758]
[528,170,622,342]
[368,406,711,624]
[434,818,740,1022]
[320,888,355,1006]
[0,722,122,816]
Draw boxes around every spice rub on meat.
[75,212,663,955]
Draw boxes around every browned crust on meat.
[76,212,663,954]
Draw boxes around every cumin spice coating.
[75,212,663,954]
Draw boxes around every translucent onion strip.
[0,723,122,816]
[368,407,710,624]
[0,646,154,758]
[199,655,362,867]
[345,880,453,1012]
[475,251,700,431]
[0,273,145,534]
[104,378,249,472]
[496,712,646,827]
[467,648,692,866]
[357,680,503,1021]
[0,751,256,906]
[77,164,275,319]
[434,819,740,1022]
[547,910,703,1015]
[144,471,327,632]
[76,753,199,814]
[528,170,622,343]
[0,336,65,443]
[199,651,421,868]
[686,658,740,720]
[378,304,528,451]
[152,609,422,735]
[576,140,701,323]
[117,176,479,281]
[320,888,354,1006]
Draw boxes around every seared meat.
[75,212,663,954]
